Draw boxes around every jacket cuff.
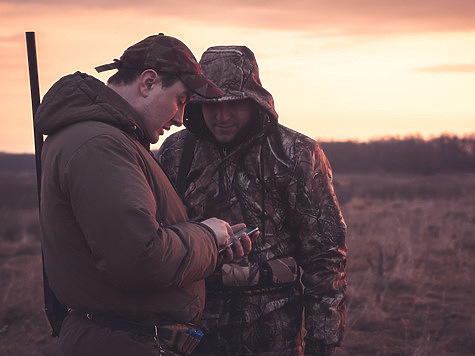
[191,221,220,268]
[195,222,219,250]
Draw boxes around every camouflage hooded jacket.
[157,46,347,354]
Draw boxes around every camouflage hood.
[184,46,278,132]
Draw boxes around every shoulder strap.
[176,132,197,200]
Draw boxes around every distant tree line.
[320,134,475,174]
[0,153,36,172]
[1,134,474,174]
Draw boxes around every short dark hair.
[107,68,179,88]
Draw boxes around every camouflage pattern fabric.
[197,284,304,355]
[157,122,347,355]
[157,45,346,355]
[193,46,278,121]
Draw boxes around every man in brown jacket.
[157,46,347,355]
[35,34,254,356]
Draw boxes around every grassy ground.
[0,173,53,355]
[336,173,475,356]
[0,172,474,355]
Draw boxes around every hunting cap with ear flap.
[190,45,278,121]
[95,33,224,98]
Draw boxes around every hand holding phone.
[229,227,259,246]
[219,226,259,253]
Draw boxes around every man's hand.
[200,217,233,249]
[200,219,259,264]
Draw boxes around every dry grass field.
[0,171,474,355]
[336,173,475,356]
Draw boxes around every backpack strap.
[176,132,197,200]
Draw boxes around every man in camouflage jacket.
[157,45,347,356]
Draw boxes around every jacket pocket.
[262,257,299,286]
[221,258,260,287]
[220,257,300,288]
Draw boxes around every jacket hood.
[184,46,278,134]
[35,72,144,138]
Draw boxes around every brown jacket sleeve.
[63,134,218,291]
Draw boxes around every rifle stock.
[26,31,68,337]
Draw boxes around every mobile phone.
[232,226,259,243]
[219,226,259,253]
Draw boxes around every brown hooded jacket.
[35,72,219,327]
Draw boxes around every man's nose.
[217,105,232,121]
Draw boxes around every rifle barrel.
[25,31,43,207]
[25,31,70,338]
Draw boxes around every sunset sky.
[1,0,475,153]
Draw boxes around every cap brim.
[190,91,248,103]
[177,73,224,98]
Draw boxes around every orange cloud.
[415,63,475,73]
[3,0,475,34]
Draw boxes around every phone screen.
[220,227,259,253]
[229,227,259,246]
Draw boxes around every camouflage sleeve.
[290,141,347,352]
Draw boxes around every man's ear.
[138,69,160,97]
